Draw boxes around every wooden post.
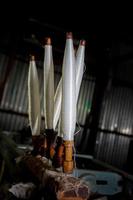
[21,154,91,200]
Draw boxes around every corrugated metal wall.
[99,87,133,134]
[95,131,130,168]
[75,77,95,147]
[77,77,95,126]
[95,86,133,168]
[0,54,29,131]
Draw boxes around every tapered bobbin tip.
[66,32,73,39]
[30,55,35,61]
[45,37,51,45]
[80,40,86,46]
